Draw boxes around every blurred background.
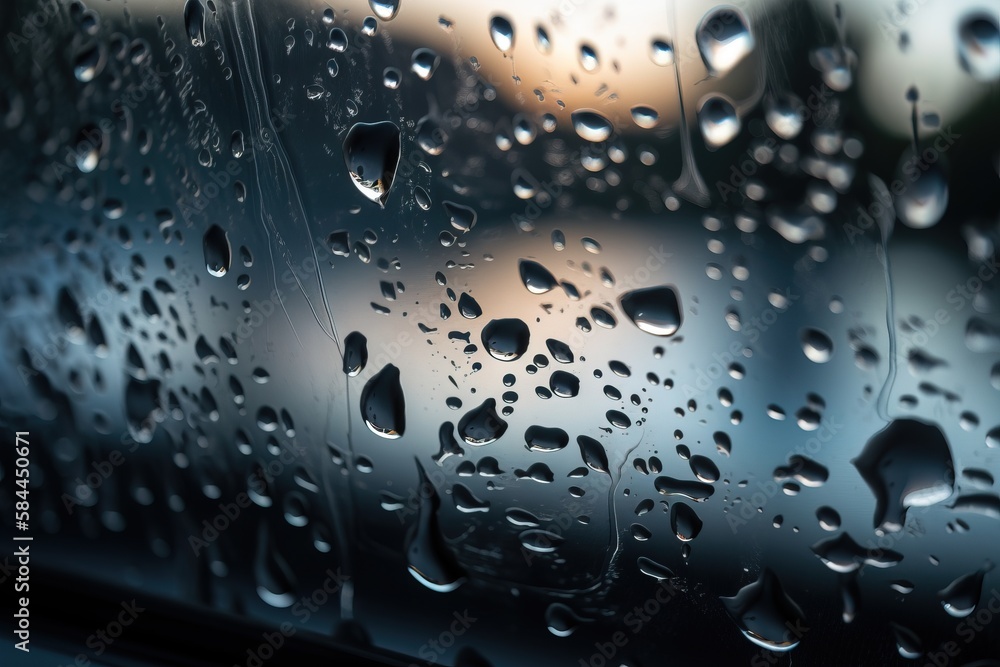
[0,0,998,665]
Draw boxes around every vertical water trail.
[870,174,897,421]
[605,437,643,576]
[226,0,356,620]
[227,0,340,349]
[669,1,710,207]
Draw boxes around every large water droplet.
[525,425,569,452]
[406,460,466,592]
[650,39,675,66]
[852,419,955,532]
[203,224,231,278]
[343,121,401,208]
[458,399,507,445]
[443,201,477,232]
[489,15,515,53]
[698,96,741,149]
[720,569,807,652]
[801,328,833,363]
[411,48,440,81]
[938,564,993,617]
[894,155,949,229]
[519,259,558,294]
[696,7,755,76]
[360,365,405,438]
[482,318,530,361]
[670,502,703,541]
[571,110,613,142]
[577,435,609,473]
[343,332,368,376]
[619,285,682,336]
[957,13,1000,81]
[369,0,400,21]
[184,0,206,47]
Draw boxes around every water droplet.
[765,94,804,140]
[852,419,955,532]
[816,506,841,531]
[938,564,993,617]
[184,0,206,47]
[620,286,682,336]
[549,370,580,398]
[443,201,477,232]
[957,13,1000,81]
[650,39,675,66]
[801,328,833,363]
[343,332,368,376]
[545,602,583,637]
[452,483,490,513]
[407,460,466,592]
[571,110,613,142]
[895,153,949,229]
[203,224,231,278]
[343,121,401,208]
[369,0,400,22]
[577,435,609,473]
[360,365,405,438]
[630,106,659,129]
[696,7,755,75]
[519,259,558,294]
[720,569,807,651]
[489,15,515,54]
[458,399,507,445]
[254,525,296,607]
[411,48,440,81]
[524,426,569,452]
[671,502,703,541]
[811,532,902,573]
[482,318,530,361]
[698,96,741,149]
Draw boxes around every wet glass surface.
[0,0,999,665]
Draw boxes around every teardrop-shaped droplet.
[696,6,754,75]
[957,13,1000,81]
[518,259,558,294]
[720,569,807,652]
[343,332,368,376]
[630,105,659,129]
[343,121,401,208]
[894,154,949,229]
[184,0,207,47]
[458,398,507,445]
[254,524,297,607]
[203,224,231,278]
[360,364,405,438]
[443,201,477,232]
[938,565,993,618]
[620,285,682,336]
[489,15,515,53]
[577,435,609,473]
[406,460,466,592]
[670,502,703,541]
[411,47,440,80]
[369,0,400,21]
[852,419,955,533]
[698,96,741,149]
[571,109,613,142]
